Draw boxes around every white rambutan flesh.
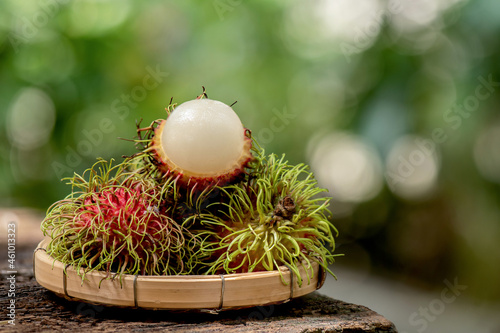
[151,98,253,187]
[162,99,245,174]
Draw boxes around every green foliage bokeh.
[1,0,499,302]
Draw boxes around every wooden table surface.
[0,208,397,332]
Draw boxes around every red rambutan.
[42,159,189,279]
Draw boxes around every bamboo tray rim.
[33,239,326,311]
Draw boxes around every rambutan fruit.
[193,150,339,286]
[41,159,189,280]
[41,87,339,291]
[133,90,254,190]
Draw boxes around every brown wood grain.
[1,220,397,332]
[1,263,397,332]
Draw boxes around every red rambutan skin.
[41,158,194,277]
[78,185,164,256]
[70,180,182,275]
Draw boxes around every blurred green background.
[1,0,500,330]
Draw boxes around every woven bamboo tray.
[33,239,326,311]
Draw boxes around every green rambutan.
[41,159,189,280]
[190,149,339,286]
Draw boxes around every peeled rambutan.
[41,159,189,279]
[193,150,339,286]
[134,90,254,189]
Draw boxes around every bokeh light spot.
[68,0,132,37]
[309,132,383,203]
[7,87,56,150]
[282,0,384,58]
[385,135,440,200]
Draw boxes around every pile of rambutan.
[42,89,339,286]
